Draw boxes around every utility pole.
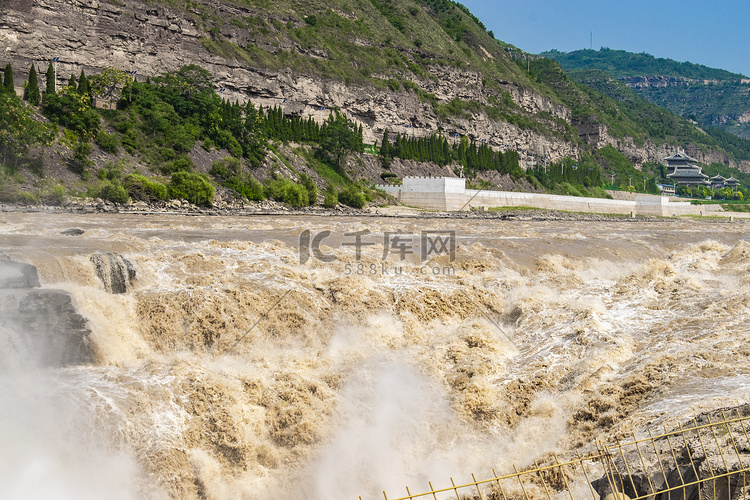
[52,56,60,93]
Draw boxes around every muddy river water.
[1,212,749,499]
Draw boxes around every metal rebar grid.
[368,408,750,500]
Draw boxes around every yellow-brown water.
[1,213,749,499]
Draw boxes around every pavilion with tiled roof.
[725,177,741,189]
[664,151,709,187]
[710,174,727,190]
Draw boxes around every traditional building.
[725,177,741,190]
[710,174,727,190]
[664,151,709,187]
[709,174,741,191]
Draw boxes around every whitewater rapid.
[1,213,749,499]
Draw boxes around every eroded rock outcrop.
[91,251,136,294]
[0,0,583,160]
[0,260,93,367]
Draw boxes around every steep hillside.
[3,0,750,207]
[542,48,750,139]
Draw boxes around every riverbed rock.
[91,251,136,294]
[0,260,93,367]
[0,260,40,288]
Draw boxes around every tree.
[89,67,128,102]
[168,171,215,206]
[337,185,366,208]
[318,111,361,171]
[299,172,318,206]
[43,86,101,138]
[45,61,55,96]
[240,102,267,166]
[68,74,77,92]
[0,92,55,168]
[78,69,90,98]
[3,63,14,94]
[25,64,41,105]
[323,185,338,208]
[380,129,392,168]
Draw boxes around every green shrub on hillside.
[161,157,193,175]
[263,177,309,207]
[227,174,265,201]
[169,171,215,206]
[95,130,120,154]
[323,185,338,208]
[122,174,168,202]
[299,172,318,205]
[98,180,130,204]
[337,185,366,208]
[210,157,265,201]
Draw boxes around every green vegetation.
[560,68,750,158]
[24,64,41,106]
[3,64,13,94]
[0,91,55,171]
[98,179,130,204]
[323,184,338,207]
[263,176,310,207]
[543,48,750,139]
[45,62,55,96]
[379,130,525,178]
[4,0,750,208]
[541,48,743,80]
[122,174,169,202]
[317,111,364,171]
[168,171,215,206]
[526,152,609,198]
[337,184,366,208]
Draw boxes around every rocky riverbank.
[1,198,746,223]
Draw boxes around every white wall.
[375,177,749,217]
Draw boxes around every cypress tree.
[68,73,77,91]
[25,64,41,105]
[3,63,14,94]
[78,69,90,96]
[393,133,402,158]
[45,61,55,95]
[380,129,391,158]
[442,137,451,164]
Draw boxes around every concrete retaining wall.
[376,177,748,217]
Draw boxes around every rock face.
[0,0,586,164]
[1,0,743,170]
[0,260,93,368]
[592,405,750,500]
[620,76,695,89]
[0,260,39,288]
[91,252,136,294]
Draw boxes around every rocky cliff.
[2,0,746,172]
[0,259,93,368]
[0,0,617,166]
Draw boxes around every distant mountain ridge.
[541,48,750,139]
[540,48,746,80]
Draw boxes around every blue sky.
[458,0,750,76]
